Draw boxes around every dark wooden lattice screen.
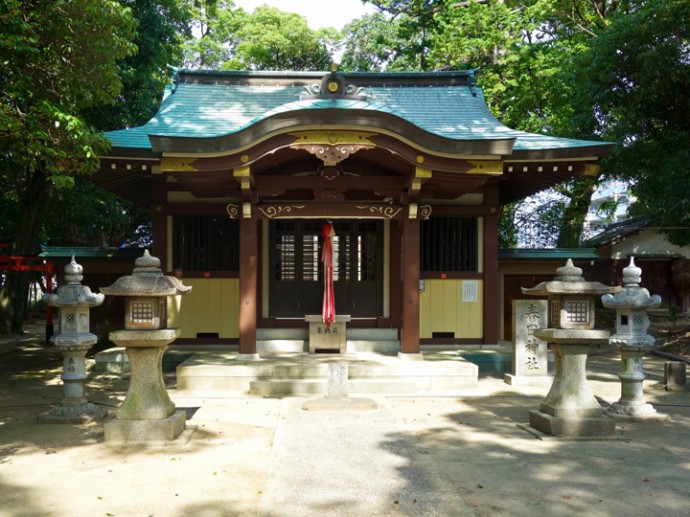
[421,217,478,272]
[173,216,239,271]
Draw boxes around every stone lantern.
[38,257,105,423]
[601,257,665,418]
[522,259,621,437]
[100,250,191,442]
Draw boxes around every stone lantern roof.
[601,257,661,310]
[100,250,192,297]
[522,259,620,297]
[43,256,105,308]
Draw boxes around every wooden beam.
[253,175,409,194]
[253,202,410,220]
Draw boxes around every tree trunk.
[556,176,598,248]
[0,167,53,335]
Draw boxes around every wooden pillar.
[401,216,420,354]
[151,176,167,270]
[239,216,258,355]
[483,184,500,345]
[389,220,402,330]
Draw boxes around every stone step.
[256,327,398,341]
[177,352,478,394]
[249,378,421,396]
[257,340,306,353]
[256,339,400,354]
[347,340,399,353]
[94,347,192,374]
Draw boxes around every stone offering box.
[305,314,351,353]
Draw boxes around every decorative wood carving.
[355,205,403,220]
[290,130,377,146]
[257,205,307,219]
[467,160,503,175]
[315,191,345,201]
[161,157,198,172]
[294,144,372,164]
[289,131,376,164]
[419,205,433,220]
[226,204,240,219]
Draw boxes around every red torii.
[0,254,56,342]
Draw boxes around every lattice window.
[421,217,478,272]
[131,301,154,324]
[564,300,590,324]
[173,216,239,271]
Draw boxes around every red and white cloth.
[321,222,336,328]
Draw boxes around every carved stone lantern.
[100,250,191,442]
[38,257,105,424]
[522,259,621,437]
[601,257,666,419]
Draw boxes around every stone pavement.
[1,324,689,516]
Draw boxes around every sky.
[233,0,376,30]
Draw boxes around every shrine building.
[94,68,611,355]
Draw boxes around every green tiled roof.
[499,248,599,260]
[106,70,610,155]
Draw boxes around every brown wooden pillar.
[151,175,167,270]
[483,183,500,345]
[389,220,402,330]
[400,215,420,354]
[239,216,258,355]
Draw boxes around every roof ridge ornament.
[300,64,368,101]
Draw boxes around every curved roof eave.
[147,106,516,157]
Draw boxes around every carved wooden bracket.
[226,204,240,220]
[289,131,376,165]
[257,205,307,219]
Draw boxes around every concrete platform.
[2,322,690,517]
[176,351,479,396]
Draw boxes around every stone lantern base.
[528,338,616,438]
[37,401,107,425]
[529,410,615,438]
[37,337,106,425]
[104,411,187,443]
[103,329,187,443]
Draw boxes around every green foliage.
[0,0,137,333]
[568,0,690,245]
[43,179,149,247]
[339,13,403,71]
[183,4,338,70]
[0,0,136,179]
[85,0,192,130]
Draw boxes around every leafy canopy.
[0,0,137,185]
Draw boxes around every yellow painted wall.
[420,279,483,339]
[167,278,239,338]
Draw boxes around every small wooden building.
[94,69,611,354]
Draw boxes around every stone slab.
[529,409,616,438]
[301,397,378,411]
[664,361,687,388]
[104,410,186,443]
[511,300,549,377]
[504,374,553,386]
[327,363,348,397]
